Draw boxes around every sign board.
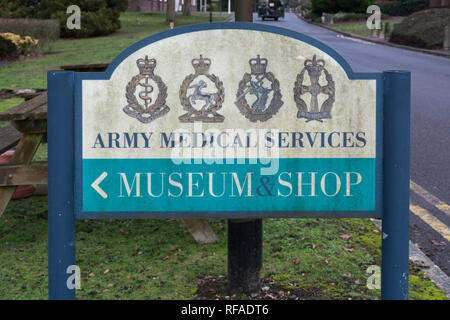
[74,24,382,219]
[48,23,411,300]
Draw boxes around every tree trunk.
[166,0,176,24]
[183,0,191,16]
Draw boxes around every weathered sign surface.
[74,24,382,218]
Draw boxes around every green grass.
[0,12,231,90]
[329,22,399,38]
[0,11,447,300]
[0,196,447,300]
[0,97,24,128]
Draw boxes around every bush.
[390,8,450,49]
[0,18,59,52]
[0,0,128,38]
[312,0,373,15]
[0,35,17,57]
[378,0,428,16]
[0,32,39,57]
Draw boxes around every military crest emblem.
[293,55,335,122]
[235,55,283,122]
[123,55,170,123]
[179,55,225,123]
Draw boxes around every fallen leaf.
[324,259,329,265]
[174,274,178,280]
[162,256,169,261]
[312,244,316,249]
[119,229,129,236]
[373,229,380,234]
[430,240,445,246]
[293,258,300,265]
[175,259,180,264]
[354,280,360,285]
[340,234,351,240]
[107,283,114,287]
[103,289,109,293]
[104,269,110,274]
[89,273,95,277]
[344,247,354,252]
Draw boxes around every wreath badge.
[235,55,283,122]
[123,55,169,123]
[179,55,225,123]
[293,55,335,122]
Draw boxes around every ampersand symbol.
[257,176,274,197]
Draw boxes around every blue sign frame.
[47,22,410,300]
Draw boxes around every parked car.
[257,0,285,21]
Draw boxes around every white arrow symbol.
[91,172,108,199]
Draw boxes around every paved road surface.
[252,13,450,275]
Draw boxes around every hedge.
[0,18,60,52]
[390,8,450,49]
[0,0,128,38]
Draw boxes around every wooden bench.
[0,92,47,216]
[0,90,218,244]
[0,125,22,155]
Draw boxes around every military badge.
[179,55,225,123]
[293,55,335,122]
[235,55,283,122]
[123,55,169,123]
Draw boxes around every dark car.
[257,0,285,21]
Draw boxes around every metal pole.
[228,219,263,293]
[381,70,411,300]
[48,71,76,300]
[235,0,253,22]
[444,25,450,51]
[228,0,231,14]
[227,0,261,295]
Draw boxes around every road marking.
[410,180,450,217]
[91,172,108,199]
[336,34,374,45]
[410,204,450,242]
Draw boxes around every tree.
[166,0,176,24]
[183,0,191,16]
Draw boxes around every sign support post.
[227,0,263,295]
[48,71,76,300]
[381,70,411,300]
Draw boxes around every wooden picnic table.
[0,80,217,243]
[0,92,48,216]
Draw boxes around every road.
[252,13,450,276]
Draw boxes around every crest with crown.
[304,55,325,78]
[249,55,268,75]
[137,55,157,75]
[191,55,211,75]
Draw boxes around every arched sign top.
[101,22,358,80]
[75,21,382,218]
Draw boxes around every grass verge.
[329,22,399,38]
[0,12,231,90]
[0,196,447,300]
